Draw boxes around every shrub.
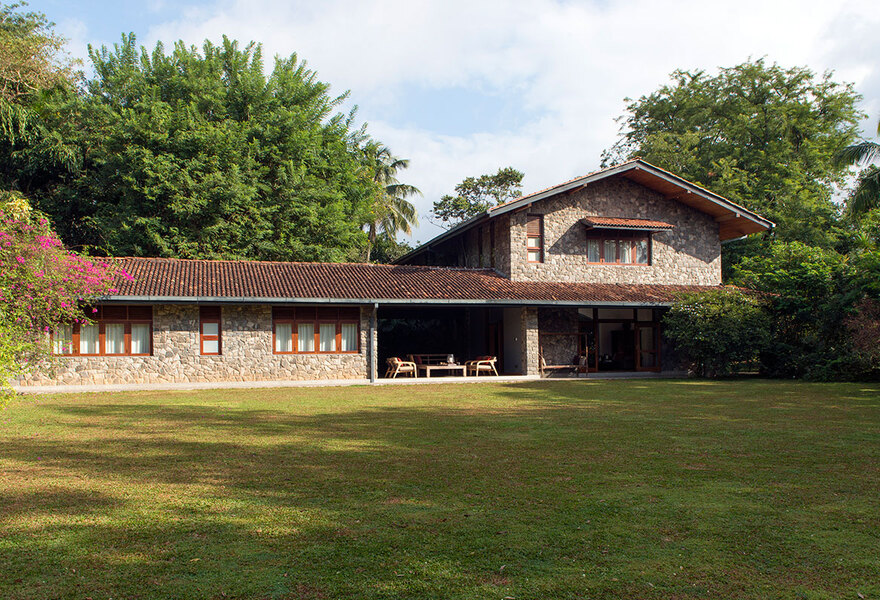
[0,194,117,403]
[663,289,771,377]
[844,298,880,378]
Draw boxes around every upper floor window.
[526,214,544,263]
[587,232,650,265]
[273,306,360,354]
[52,305,153,356]
[200,306,221,355]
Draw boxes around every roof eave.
[97,294,684,307]
[398,159,774,257]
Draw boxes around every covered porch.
[537,306,671,374]
[369,302,676,380]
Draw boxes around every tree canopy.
[432,166,523,227]
[602,59,864,251]
[2,32,393,261]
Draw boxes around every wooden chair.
[466,356,498,376]
[385,357,417,378]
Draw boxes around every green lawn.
[1,380,878,599]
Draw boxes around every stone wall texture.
[17,304,371,387]
[521,306,540,376]
[537,307,582,366]
[507,178,721,284]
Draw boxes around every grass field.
[1,380,878,599]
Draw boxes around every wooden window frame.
[526,214,544,263]
[199,306,222,356]
[272,307,360,355]
[586,231,652,266]
[51,305,153,357]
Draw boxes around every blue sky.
[28,0,880,243]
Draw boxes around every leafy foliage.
[368,231,413,264]
[432,166,523,227]
[835,118,880,217]
[6,34,382,261]
[0,2,80,187]
[361,142,419,261]
[602,59,863,256]
[0,194,115,403]
[663,289,771,377]
[730,241,870,379]
[844,298,880,377]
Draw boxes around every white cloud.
[57,17,90,66]
[141,0,879,242]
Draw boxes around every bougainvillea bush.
[0,195,117,403]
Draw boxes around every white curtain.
[319,323,336,352]
[298,323,314,352]
[80,324,99,354]
[636,240,649,264]
[104,323,125,354]
[131,324,150,354]
[53,325,72,354]
[621,240,634,264]
[275,323,292,352]
[340,323,358,352]
[604,240,617,262]
[587,239,600,262]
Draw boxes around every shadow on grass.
[1,381,879,599]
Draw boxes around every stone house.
[18,159,772,388]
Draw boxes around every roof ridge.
[109,256,500,273]
[489,158,644,212]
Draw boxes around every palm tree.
[836,119,880,216]
[363,142,421,262]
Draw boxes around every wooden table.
[417,364,467,378]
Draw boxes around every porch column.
[520,306,539,376]
[369,303,378,382]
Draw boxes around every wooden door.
[636,323,660,371]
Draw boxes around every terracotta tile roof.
[582,217,674,230]
[107,257,723,304]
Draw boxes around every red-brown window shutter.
[526,214,541,236]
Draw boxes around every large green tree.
[602,59,863,257]
[0,2,79,187]
[432,166,523,227]
[6,33,379,261]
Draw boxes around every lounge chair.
[465,356,498,376]
[385,357,417,378]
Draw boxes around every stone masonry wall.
[508,178,721,284]
[537,307,581,366]
[17,304,371,387]
[520,306,539,376]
